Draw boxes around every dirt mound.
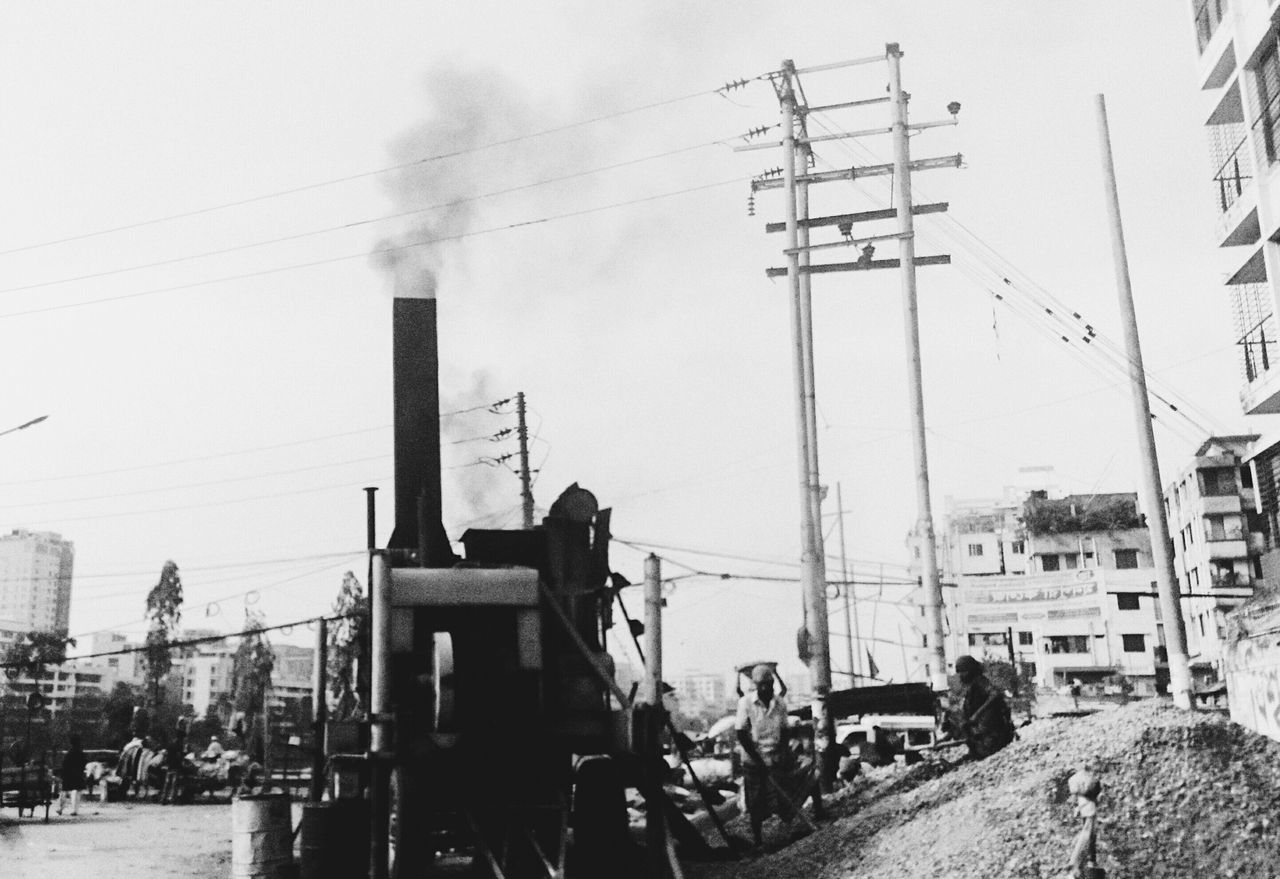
[690,700,1280,879]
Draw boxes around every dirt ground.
[0,800,233,879]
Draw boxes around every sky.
[0,2,1271,689]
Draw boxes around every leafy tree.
[231,610,275,763]
[103,681,143,747]
[2,629,77,682]
[327,571,369,720]
[143,560,184,708]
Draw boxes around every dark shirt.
[59,747,87,787]
[960,675,1013,759]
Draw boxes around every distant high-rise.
[0,529,74,631]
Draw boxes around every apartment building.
[673,671,730,715]
[1164,436,1264,676]
[913,488,1167,693]
[0,530,74,632]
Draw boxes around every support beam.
[752,154,962,190]
[765,254,951,277]
[765,202,948,234]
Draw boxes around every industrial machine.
[368,296,643,878]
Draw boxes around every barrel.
[232,792,294,878]
[299,799,371,879]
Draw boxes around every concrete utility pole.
[642,554,664,706]
[836,483,861,679]
[1094,94,1193,710]
[310,617,328,803]
[516,391,535,529]
[887,42,949,692]
[778,60,836,791]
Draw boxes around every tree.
[2,629,77,682]
[143,560,184,708]
[231,610,275,762]
[327,571,369,720]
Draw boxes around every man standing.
[735,664,819,847]
[953,655,1015,760]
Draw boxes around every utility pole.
[516,391,535,529]
[740,47,961,786]
[836,483,860,680]
[1094,94,1193,710]
[887,42,949,692]
[776,60,836,793]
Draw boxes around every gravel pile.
[686,700,1280,879]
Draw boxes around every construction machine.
[363,296,651,878]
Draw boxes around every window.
[1206,515,1226,541]
[1114,549,1139,569]
[1064,553,1079,570]
[1258,41,1280,163]
[1121,634,1147,653]
[1116,593,1141,611]
[1041,554,1060,572]
[1010,540,1025,555]
[1241,465,1254,489]
[967,543,984,557]
[1018,631,1033,646]
[1047,635,1091,654]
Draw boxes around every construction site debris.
[686,700,1280,879]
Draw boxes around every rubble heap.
[698,700,1280,879]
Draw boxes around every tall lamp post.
[0,415,49,802]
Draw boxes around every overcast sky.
[0,2,1268,687]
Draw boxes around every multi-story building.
[269,643,315,716]
[913,489,1169,693]
[1164,435,1264,677]
[0,530,74,632]
[939,492,1029,580]
[88,631,146,688]
[673,671,730,715]
[1189,0,1280,413]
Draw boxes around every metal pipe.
[369,551,392,879]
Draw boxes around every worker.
[1070,678,1083,711]
[952,655,1015,760]
[735,664,821,848]
[201,735,224,761]
[56,733,86,817]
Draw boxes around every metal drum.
[299,799,370,879]
[232,792,294,878]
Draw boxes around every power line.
[17,474,392,527]
[0,88,717,258]
[0,139,726,296]
[0,176,747,320]
[0,454,390,512]
[7,612,355,671]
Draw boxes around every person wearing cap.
[735,664,818,847]
[952,655,1015,760]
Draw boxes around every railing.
[1194,0,1229,54]
[1230,282,1277,383]
[1212,135,1252,213]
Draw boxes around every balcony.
[1193,0,1230,55]
[1202,493,1243,515]
[1206,537,1249,560]
[1227,255,1280,413]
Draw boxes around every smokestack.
[389,296,456,565]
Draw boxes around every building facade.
[0,530,74,632]
[913,489,1168,693]
[1164,435,1264,676]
